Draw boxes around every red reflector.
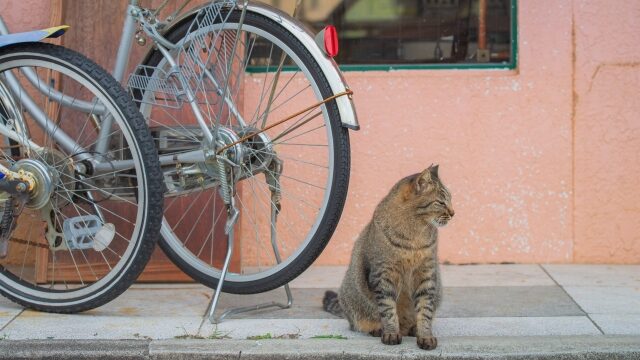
[324,25,338,58]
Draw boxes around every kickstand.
[207,203,293,324]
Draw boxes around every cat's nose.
[448,209,455,217]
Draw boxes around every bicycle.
[0,26,163,312]
[0,0,359,314]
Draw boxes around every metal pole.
[113,5,139,83]
[207,225,234,322]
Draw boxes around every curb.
[149,336,640,359]
[0,339,149,359]
[1,336,639,359]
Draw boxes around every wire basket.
[177,0,237,95]
[127,1,239,110]
[128,65,185,109]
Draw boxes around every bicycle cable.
[216,89,353,155]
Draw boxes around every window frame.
[335,0,518,71]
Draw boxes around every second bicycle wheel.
[136,8,350,293]
[0,43,163,312]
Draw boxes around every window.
[266,0,517,70]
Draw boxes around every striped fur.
[322,165,454,350]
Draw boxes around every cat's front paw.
[368,328,383,337]
[381,332,402,345]
[417,335,437,350]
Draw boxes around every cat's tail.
[322,290,343,317]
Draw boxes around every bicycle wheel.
[136,8,350,293]
[0,43,163,312]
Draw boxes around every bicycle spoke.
[181,190,215,247]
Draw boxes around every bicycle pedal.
[63,215,115,251]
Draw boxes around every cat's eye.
[418,201,434,209]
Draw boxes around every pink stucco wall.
[2,1,638,264]
[572,1,640,263]
[316,0,640,265]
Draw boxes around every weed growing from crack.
[311,334,348,340]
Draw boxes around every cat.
[322,165,454,350]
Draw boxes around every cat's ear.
[428,164,439,179]
[415,168,433,194]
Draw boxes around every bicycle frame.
[0,0,359,177]
[0,0,221,175]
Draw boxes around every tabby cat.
[323,165,454,350]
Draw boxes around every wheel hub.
[214,127,244,166]
[206,126,278,181]
[237,127,275,176]
[10,149,74,210]
[11,159,55,209]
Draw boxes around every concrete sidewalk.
[0,264,639,358]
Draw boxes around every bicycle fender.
[157,1,360,131]
[0,25,69,48]
[244,2,359,130]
